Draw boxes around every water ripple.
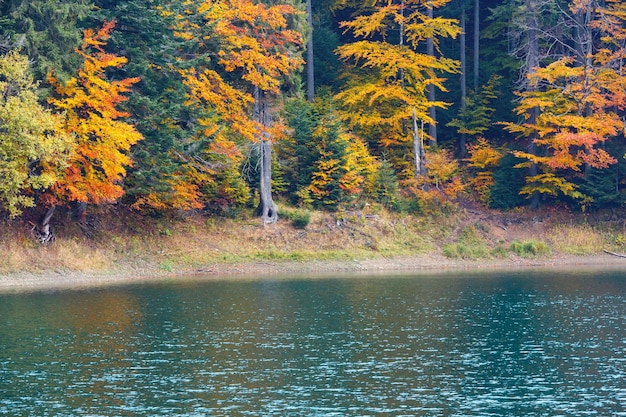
[0,271,624,416]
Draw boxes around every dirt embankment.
[2,252,625,294]
[1,206,626,293]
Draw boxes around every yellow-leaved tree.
[177,0,304,223]
[304,117,377,209]
[0,51,73,218]
[465,137,503,206]
[335,0,461,179]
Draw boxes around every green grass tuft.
[509,240,551,257]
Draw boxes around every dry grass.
[548,223,609,255]
[0,206,622,275]
[0,208,440,274]
[154,211,431,267]
[0,238,109,274]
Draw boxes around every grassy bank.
[1,205,626,277]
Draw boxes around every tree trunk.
[259,139,277,224]
[574,2,594,68]
[527,107,540,209]
[306,0,315,101]
[473,0,480,90]
[526,0,540,209]
[427,5,437,146]
[574,3,595,177]
[459,8,467,157]
[412,107,426,177]
[399,0,407,135]
[74,201,94,238]
[254,86,278,224]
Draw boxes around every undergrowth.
[442,225,491,260]
[0,206,621,275]
[548,223,607,255]
[509,240,551,257]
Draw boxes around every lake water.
[0,269,625,416]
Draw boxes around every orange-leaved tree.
[178,67,253,214]
[505,58,620,201]
[591,0,626,110]
[504,0,626,204]
[48,21,143,209]
[177,0,304,223]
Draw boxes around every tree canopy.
[0,0,625,226]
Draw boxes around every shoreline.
[2,252,626,293]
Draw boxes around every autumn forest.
[1,0,626,236]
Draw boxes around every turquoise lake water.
[1,270,625,416]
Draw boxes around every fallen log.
[603,249,626,258]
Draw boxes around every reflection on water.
[0,270,625,416]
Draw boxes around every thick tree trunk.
[306,0,314,101]
[254,87,278,224]
[258,139,277,223]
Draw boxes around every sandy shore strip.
[1,253,626,293]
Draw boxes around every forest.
[1,0,626,240]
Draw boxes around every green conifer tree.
[0,0,92,85]
[90,0,202,211]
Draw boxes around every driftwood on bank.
[30,206,56,245]
[603,249,626,258]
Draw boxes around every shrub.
[509,240,551,257]
[442,242,489,259]
[491,244,509,258]
[281,208,311,229]
[291,211,311,229]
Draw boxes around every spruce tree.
[281,97,320,205]
[90,0,200,211]
[0,0,92,86]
